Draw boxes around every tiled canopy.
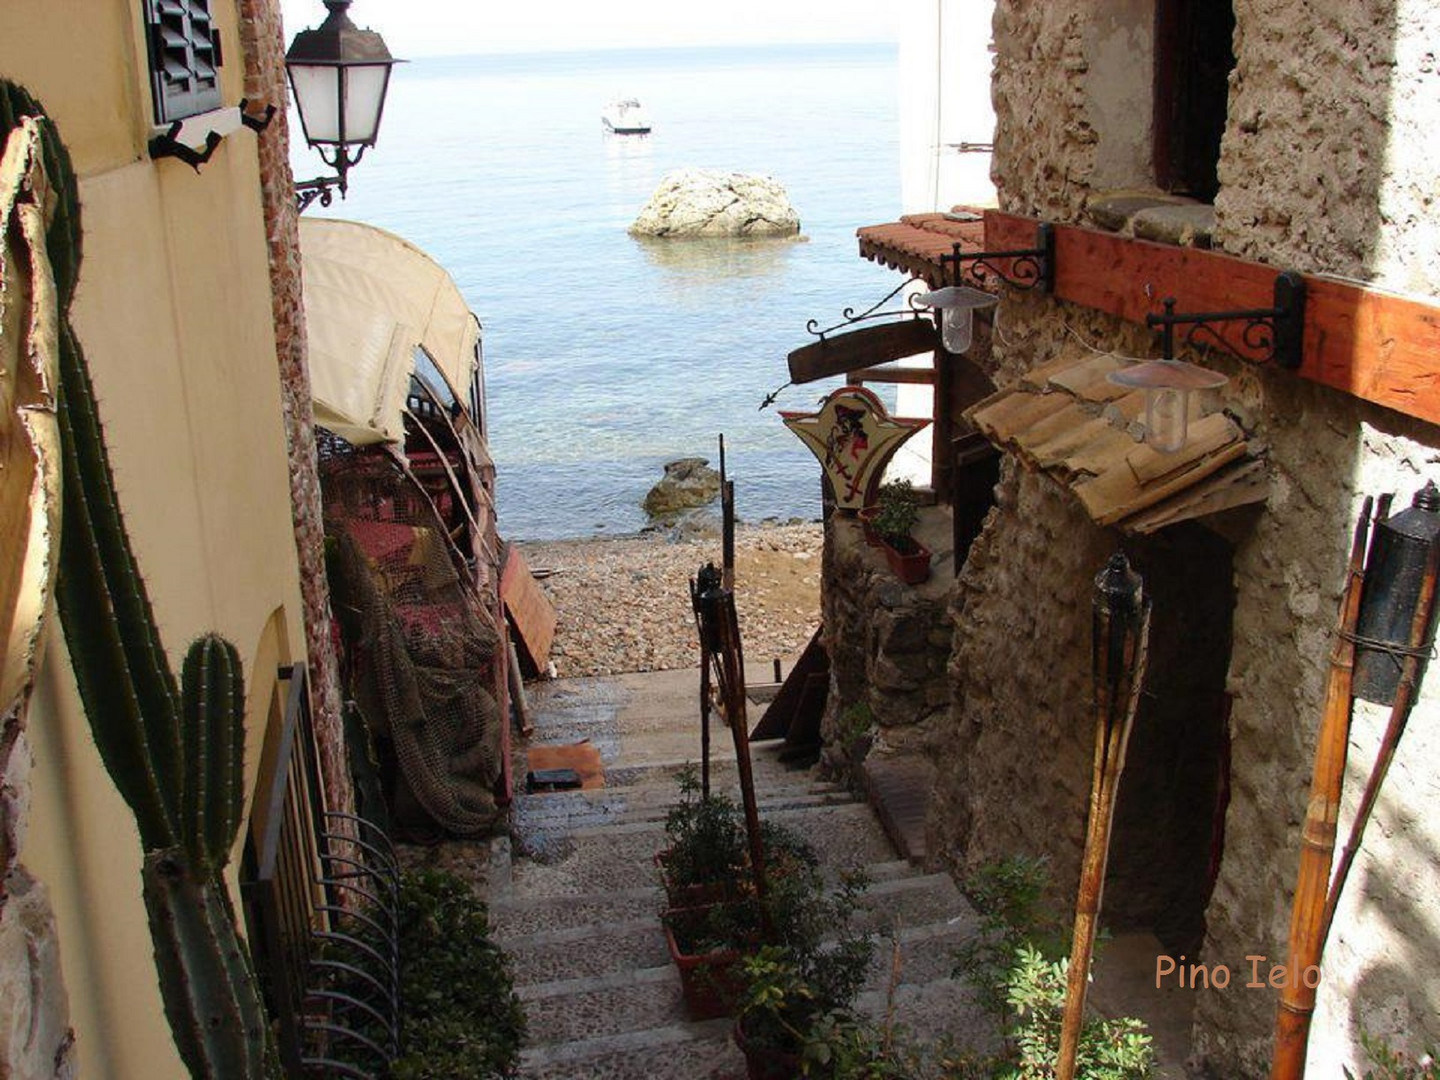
[966,352,1267,534]
[856,210,986,286]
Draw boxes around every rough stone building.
[832,2,1440,1074]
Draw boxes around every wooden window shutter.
[144,0,222,123]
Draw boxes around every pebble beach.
[518,522,823,679]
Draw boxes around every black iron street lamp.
[286,0,401,212]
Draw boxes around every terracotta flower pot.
[663,907,747,1020]
[880,536,931,584]
[856,507,883,547]
[733,1018,803,1080]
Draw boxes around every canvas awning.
[300,218,480,446]
[967,352,1268,534]
[856,209,986,286]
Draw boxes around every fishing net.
[320,433,503,837]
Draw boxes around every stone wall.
[935,2,1440,1074]
[819,508,956,777]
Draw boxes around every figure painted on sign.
[822,403,872,501]
[781,386,929,512]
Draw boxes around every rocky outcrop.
[629,169,800,239]
[642,458,722,517]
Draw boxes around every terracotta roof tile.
[965,353,1267,534]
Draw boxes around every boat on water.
[602,98,651,135]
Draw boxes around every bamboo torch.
[1272,483,1440,1079]
[1056,552,1152,1080]
[1269,497,1373,1080]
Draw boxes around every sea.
[303,43,904,540]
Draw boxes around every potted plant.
[871,479,931,584]
[656,765,747,907]
[732,872,874,1078]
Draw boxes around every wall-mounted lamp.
[1145,271,1306,370]
[940,222,1055,293]
[913,286,998,354]
[1108,359,1228,453]
[286,0,402,212]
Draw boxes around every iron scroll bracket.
[1146,270,1307,370]
[941,221,1056,293]
[804,275,930,340]
[147,121,223,172]
[238,98,277,133]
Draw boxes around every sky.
[280,0,899,58]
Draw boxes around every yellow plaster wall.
[3,2,308,1077]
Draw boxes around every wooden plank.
[787,319,937,384]
[985,209,1440,428]
[500,543,557,677]
[751,627,828,742]
[846,364,936,385]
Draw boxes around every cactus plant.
[3,83,270,1080]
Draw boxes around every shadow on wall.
[1340,757,1440,1051]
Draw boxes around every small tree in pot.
[871,479,931,584]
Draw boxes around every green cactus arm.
[143,851,268,1080]
[180,635,246,871]
[54,321,183,850]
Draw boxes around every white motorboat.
[602,98,651,135]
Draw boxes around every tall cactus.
[4,84,270,1079]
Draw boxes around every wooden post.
[1056,553,1151,1080]
[1269,498,1373,1080]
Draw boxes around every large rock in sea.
[629,169,801,239]
[643,458,722,517]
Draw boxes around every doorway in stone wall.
[1102,522,1235,958]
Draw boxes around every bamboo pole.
[1318,533,1440,947]
[1270,497,1373,1080]
[1056,554,1152,1080]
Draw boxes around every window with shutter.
[143,0,223,124]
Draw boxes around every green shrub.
[951,857,1154,1079]
[872,479,920,551]
[1343,1031,1439,1080]
[391,869,525,1079]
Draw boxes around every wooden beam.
[845,364,936,385]
[788,318,936,384]
[985,210,1440,428]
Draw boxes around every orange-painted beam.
[985,211,1440,428]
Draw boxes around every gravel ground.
[517,522,823,679]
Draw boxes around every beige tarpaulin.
[0,116,62,716]
[299,217,480,446]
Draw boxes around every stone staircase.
[489,669,992,1080]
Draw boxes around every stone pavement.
[490,668,992,1079]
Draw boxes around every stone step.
[517,1019,741,1080]
[512,781,855,836]
[491,857,925,941]
[501,917,670,987]
[521,967,687,1048]
[506,802,898,899]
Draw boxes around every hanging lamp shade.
[286,0,399,150]
[1108,359,1228,454]
[914,286,998,354]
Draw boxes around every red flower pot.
[880,537,931,584]
[663,908,747,1020]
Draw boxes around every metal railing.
[241,665,401,1079]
